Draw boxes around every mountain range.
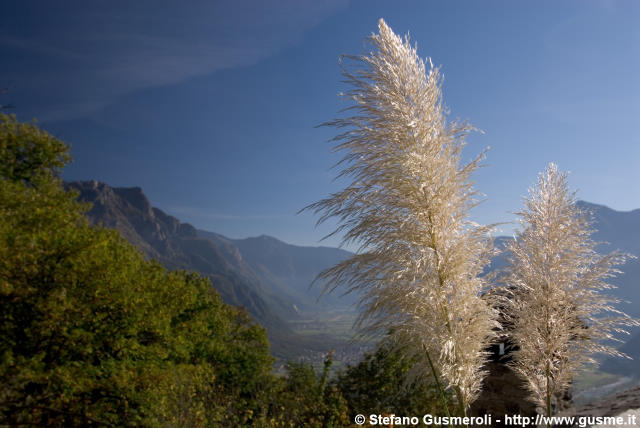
[66,181,640,375]
[66,180,362,364]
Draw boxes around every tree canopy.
[0,113,275,426]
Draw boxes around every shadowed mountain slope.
[66,181,292,334]
[198,230,356,313]
[66,180,359,362]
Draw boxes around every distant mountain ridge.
[66,181,292,326]
[66,180,358,361]
[198,230,357,313]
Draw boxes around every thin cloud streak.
[1,0,348,121]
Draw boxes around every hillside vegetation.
[0,114,448,426]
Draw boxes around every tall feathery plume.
[305,18,498,415]
[502,163,639,420]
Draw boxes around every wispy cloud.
[1,0,348,121]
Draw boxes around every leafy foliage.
[0,114,70,185]
[269,352,351,428]
[336,343,453,418]
[0,113,275,426]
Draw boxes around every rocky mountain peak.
[66,180,198,258]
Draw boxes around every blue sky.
[2,0,639,248]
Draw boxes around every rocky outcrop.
[67,180,198,263]
[470,360,537,421]
[470,361,572,425]
[567,386,640,419]
[552,385,640,427]
[470,285,573,423]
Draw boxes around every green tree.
[336,343,453,419]
[0,113,275,426]
[269,352,350,428]
[0,114,70,185]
